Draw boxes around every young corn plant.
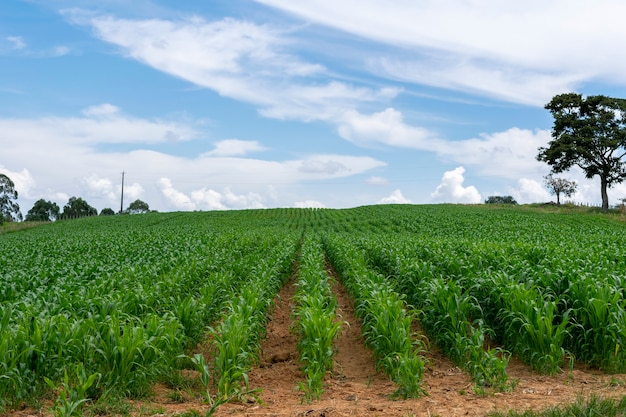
[499,283,570,375]
[44,363,100,417]
[293,237,342,401]
[567,276,626,372]
[420,278,511,390]
[323,236,426,398]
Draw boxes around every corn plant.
[292,237,342,401]
[498,283,570,374]
[323,236,426,398]
[44,363,99,417]
[420,278,511,390]
[567,276,626,372]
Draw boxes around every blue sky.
[3,0,626,213]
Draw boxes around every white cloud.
[0,106,388,212]
[366,176,388,185]
[295,200,326,208]
[507,178,551,204]
[337,108,440,149]
[68,13,396,122]
[431,166,481,204]
[203,139,266,157]
[6,36,26,50]
[82,103,120,117]
[378,189,410,204]
[81,174,144,208]
[255,0,626,105]
[158,178,196,211]
[0,104,200,148]
[191,187,265,210]
[294,154,385,178]
[433,128,551,179]
[0,167,36,199]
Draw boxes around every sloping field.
[1,204,626,416]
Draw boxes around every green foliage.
[26,199,60,221]
[324,235,426,398]
[126,199,150,214]
[1,205,626,413]
[293,236,341,401]
[44,363,99,417]
[100,208,116,216]
[61,196,97,219]
[485,195,517,204]
[539,93,626,210]
[0,173,22,223]
[488,395,626,417]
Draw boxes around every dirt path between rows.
[211,263,626,417]
[12,262,626,417]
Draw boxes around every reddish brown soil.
[11,273,626,417]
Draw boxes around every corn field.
[1,205,626,412]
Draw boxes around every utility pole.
[120,171,125,214]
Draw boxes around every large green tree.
[0,174,22,223]
[62,196,97,219]
[25,199,60,221]
[538,93,626,210]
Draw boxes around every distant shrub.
[485,195,517,205]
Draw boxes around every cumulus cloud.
[433,128,551,179]
[158,178,196,211]
[0,167,36,199]
[507,178,551,204]
[378,189,410,204]
[337,108,440,149]
[203,139,266,157]
[82,174,144,208]
[431,166,481,204]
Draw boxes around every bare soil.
[11,272,626,417]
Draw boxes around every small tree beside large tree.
[538,93,626,210]
[543,174,577,205]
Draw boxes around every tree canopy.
[538,93,626,210]
[25,199,60,222]
[100,208,116,216]
[543,174,577,205]
[62,197,97,219]
[126,199,150,214]
[485,195,517,205]
[0,174,22,223]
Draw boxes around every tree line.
[0,174,152,224]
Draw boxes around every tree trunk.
[600,175,609,210]
[556,191,561,205]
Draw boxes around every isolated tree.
[0,174,22,223]
[100,207,115,216]
[62,196,97,219]
[25,199,60,221]
[485,195,517,205]
[126,199,150,214]
[543,174,577,205]
[538,93,626,210]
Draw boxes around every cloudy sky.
[3,0,626,213]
